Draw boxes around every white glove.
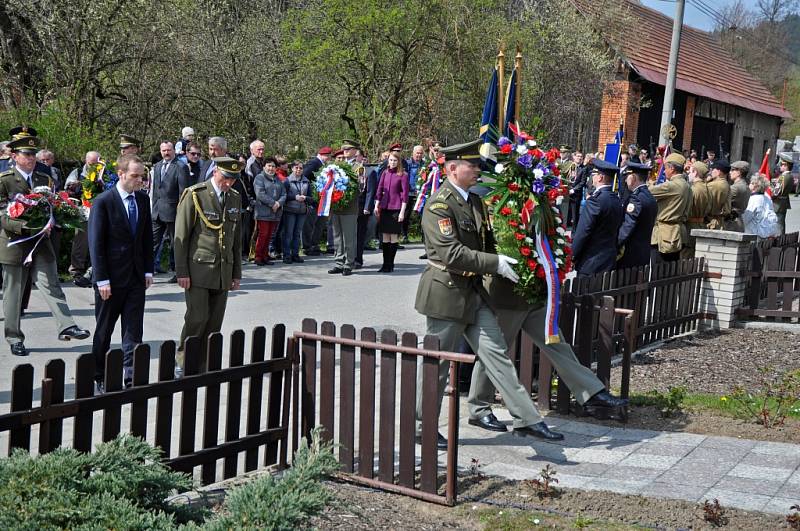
[496,255,520,283]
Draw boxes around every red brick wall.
[682,96,696,151]
[598,73,642,153]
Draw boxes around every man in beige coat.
[649,153,692,264]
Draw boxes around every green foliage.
[729,367,800,428]
[205,428,340,530]
[0,435,204,530]
[630,386,686,418]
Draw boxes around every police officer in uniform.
[682,161,711,259]
[616,162,657,269]
[649,153,691,263]
[414,139,564,447]
[706,160,732,230]
[0,136,90,356]
[774,153,794,235]
[174,157,242,373]
[571,159,624,277]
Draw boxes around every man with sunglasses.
[183,142,203,186]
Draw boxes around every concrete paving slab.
[553,473,596,490]
[554,420,612,438]
[586,435,644,452]
[701,488,771,512]
[650,432,707,446]
[657,466,731,488]
[569,448,632,465]
[617,453,682,470]
[601,427,660,442]
[728,463,793,482]
[713,476,786,496]
[777,482,800,500]
[762,496,799,515]
[545,461,610,477]
[600,465,665,482]
[683,446,747,463]
[751,441,800,458]
[633,442,695,458]
[699,436,758,452]
[740,451,800,470]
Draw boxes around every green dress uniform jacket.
[727,179,749,232]
[0,168,56,265]
[682,180,711,258]
[414,180,499,324]
[773,171,793,215]
[705,177,731,230]
[174,181,242,290]
[649,174,691,254]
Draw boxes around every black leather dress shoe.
[414,432,448,449]
[292,256,304,263]
[328,267,344,274]
[58,325,90,341]
[73,276,92,288]
[305,249,321,256]
[168,275,178,283]
[342,269,352,276]
[584,390,629,408]
[10,342,28,356]
[419,253,428,260]
[468,413,508,432]
[513,422,564,441]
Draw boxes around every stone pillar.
[692,229,757,329]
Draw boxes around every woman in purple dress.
[373,153,409,272]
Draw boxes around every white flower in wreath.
[556,227,566,235]
[532,250,539,258]
[555,216,562,224]
[507,200,516,207]
[555,196,564,206]
[495,163,505,174]
[525,237,533,244]
[555,249,564,256]
[558,238,566,245]
[556,258,563,266]
[533,168,544,179]
[515,144,528,155]
[527,139,537,147]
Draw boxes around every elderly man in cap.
[649,153,692,263]
[415,139,566,447]
[682,161,711,259]
[617,162,657,269]
[773,154,794,235]
[0,136,90,356]
[727,161,750,232]
[571,159,624,277]
[174,157,242,374]
[706,160,732,230]
[302,146,332,256]
[119,135,142,156]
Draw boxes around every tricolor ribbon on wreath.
[316,167,336,217]
[413,161,441,213]
[6,193,56,266]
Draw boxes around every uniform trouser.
[567,196,581,228]
[69,230,90,275]
[467,306,604,418]
[152,219,176,271]
[356,212,371,265]
[414,301,542,434]
[92,283,145,383]
[332,213,358,269]
[777,211,787,236]
[177,285,229,373]
[402,196,416,237]
[651,246,680,264]
[3,259,75,345]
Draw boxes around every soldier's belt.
[427,260,477,277]
[687,217,706,223]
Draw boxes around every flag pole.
[497,45,505,133]
[514,46,522,131]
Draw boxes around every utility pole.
[659,0,686,146]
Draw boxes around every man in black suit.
[617,162,657,270]
[88,154,154,392]
[301,146,331,255]
[151,141,190,282]
[571,159,624,277]
[355,159,379,268]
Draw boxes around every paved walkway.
[456,401,800,515]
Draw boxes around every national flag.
[503,67,517,138]
[605,123,623,190]
[759,149,772,198]
[656,145,670,185]
[479,68,498,145]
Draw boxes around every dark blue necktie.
[126,196,137,234]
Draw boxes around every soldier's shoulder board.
[428,201,449,212]
[0,169,14,178]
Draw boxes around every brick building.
[581,0,790,161]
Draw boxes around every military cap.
[7,135,42,154]
[779,152,795,164]
[590,158,618,177]
[213,156,242,179]
[710,159,731,173]
[318,146,332,156]
[439,138,482,162]
[664,153,686,166]
[333,149,345,158]
[620,161,650,176]
[9,125,37,140]
[559,144,572,152]
[730,160,750,174]
[692,161,709,178]
[341,139,360,150]
[119,134,141,148]
[389,142,402,151]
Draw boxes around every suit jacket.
[572,186,623,275]
[151,158,190,222]
[89,187,154,288]
[358,166,379,213]
[199,158,217,182]
[617,184,657,270]
[0,167,57,265]
[302,156,325,181]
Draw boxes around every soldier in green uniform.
[649,153,692,263]
[706,160,732,230]
[774,154,794,235]
[119,134,142,156]
[0,136,90,356]
[174,157,242,373]
[727,161,750,232]
[682,161,711,259]
[467,275,629,432]
[414,139,565,447]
